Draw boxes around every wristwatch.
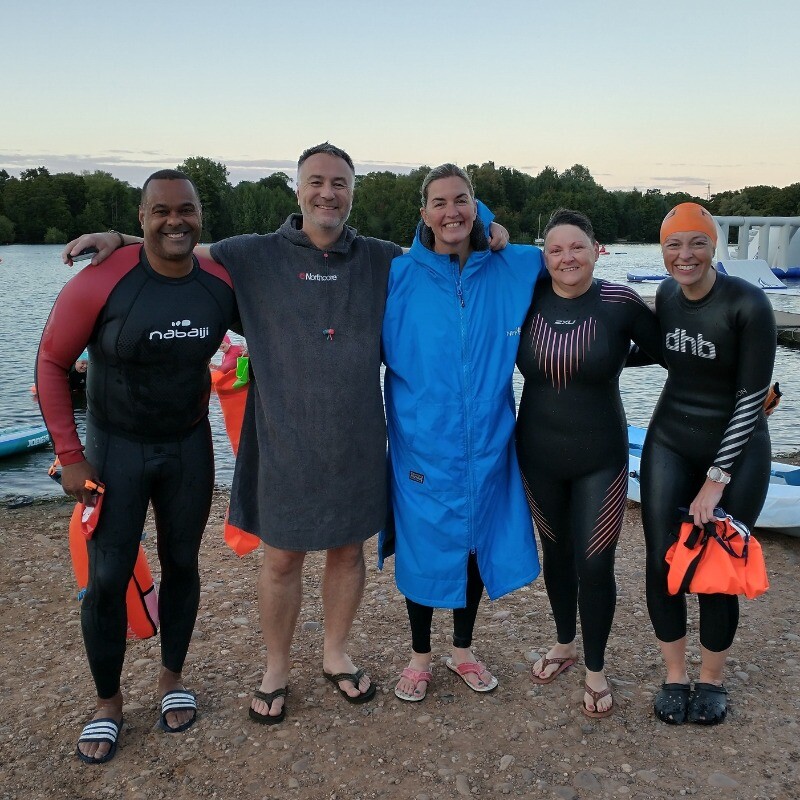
[706,466,731,484]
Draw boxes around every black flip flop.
[249,687,288,725]
[654,682,691,724]
[323,668,377,704]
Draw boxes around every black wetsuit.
[516,279,661,671]
[641,273,775,652]
[37,245,237,698]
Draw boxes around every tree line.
[1,157,799,246]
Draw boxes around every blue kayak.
[0,423,51,459]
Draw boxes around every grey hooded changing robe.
[210,215,400,551]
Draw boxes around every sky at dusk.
[3,0,798,195]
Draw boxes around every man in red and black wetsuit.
[36,171,237,764]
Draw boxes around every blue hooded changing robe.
[379,224,544,607]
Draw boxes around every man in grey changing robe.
[63,142,506,723]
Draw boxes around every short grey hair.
[297,142,355,175]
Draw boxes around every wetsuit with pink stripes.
[516,278,661,671]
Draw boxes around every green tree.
[176,156,233,240]
[74,171,138,234]
[0,169,9,215]
[44,226,66,243]
[2,168,71,243]
[228,175,298,235]
[0,214,14,243]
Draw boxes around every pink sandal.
[394,667,432,702]
[445,658,498,693]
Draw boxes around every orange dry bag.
[211,368,248,455]
[68,504,160,639]
[665,512,768,600]
[210,368,261,557]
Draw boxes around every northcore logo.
[149,319,210,341]
[298,272,337,281]
[665,328,716,359]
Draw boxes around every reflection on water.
[1,244,799,500]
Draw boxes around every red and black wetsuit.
[516,279,662,671]
[641,273,775,652]
[36,245,237,699]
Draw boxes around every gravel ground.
[1,490,798,800]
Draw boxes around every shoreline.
[1,490,799,799]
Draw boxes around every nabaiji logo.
[298,272,337,281]
[149,319,210,341]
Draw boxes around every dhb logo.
[665,328,716,359]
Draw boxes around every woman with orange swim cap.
[641,202,776,725]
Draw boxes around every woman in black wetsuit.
[643,202,776,726]
[516,209,662,718]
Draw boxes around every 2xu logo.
[149,319,210,341]
[665,328,716,359]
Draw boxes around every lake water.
[2,243,799,501]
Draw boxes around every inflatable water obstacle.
[627,424,800,538]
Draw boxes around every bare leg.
[251,543,305,719]
[584,667,613,713]
[659,636,690,685]
[698,645,728,685]
[321,542,371,697]
[77,692,123,761]
[157,667,194,730]
[395,651,432,698]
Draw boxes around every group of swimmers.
[36,143,775,765]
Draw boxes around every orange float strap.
[210,366,261,557]
[68,500,159,640]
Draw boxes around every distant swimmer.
[38,170,237,764]
[212,333,244,374]
[67,351,89,393]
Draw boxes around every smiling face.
[420,175,477,258]
[544,223,598,298]
[139,178,202,274]
[661,230,716,300]
[296,153,355,241]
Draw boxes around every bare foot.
[77,693,123,762]
[158,668,195,731]
[251,667,290,720]
[395,653,432,700]
[448,647,497,691]
[530,642,578,682]
[584,669,613,714]
[322,653,372,699]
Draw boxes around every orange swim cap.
[660,202,717,245]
